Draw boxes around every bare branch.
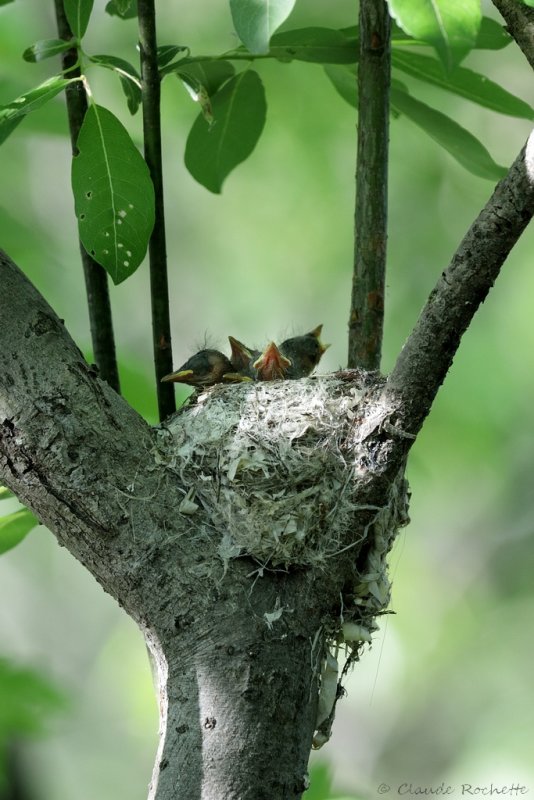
[138,0,176,421]
[492,0,534,71]
[53,0,121,393]
[348,0,391,370]
[386,133,534,439]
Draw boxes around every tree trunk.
[3,135,534,799]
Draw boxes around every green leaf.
[173,60,235,95]
[184,70,266,193]
[0,487,14,501]
[270,27,358,64]
[324,63,358,108]
[175,63,237,125]
[23,38,75,63]
[0,509,38,555]
[521,0,534,7]
[0,75,76,145]
[105,0,137,18]
[157,45,189,69]
[71,104,155,283]
[90,54,142,114]
[392,51,534,119]
[0,115,23,145]
[475,16,511,50]
[0,0,15,5]
[63,0,94,39]
[390,82,507,181]
[324,65,506,181]
[387,0,482,69]
[230,0,296,54]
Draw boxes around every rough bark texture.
[0,252,406,800]
[492,0,534,71]
[2,122,534,800]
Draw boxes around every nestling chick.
[253,341,292,381]
[279,324,329,378]
[161,349,233,387]
[224,336,261,382]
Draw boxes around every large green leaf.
[0,75,77,145]
[71,104,155,284]
[230,0,296,55]
[0,509,38,555]
[474,16,511,50]
[90,54,142,114]
[185,70,266,193]
[344,16,510,51]
[270,27,357,64]
[324,65,506,181]
[324,63,358,108]
[63,0,94,39]
[387,0,482,69]
[390,83,507,181]
[23,38,75,63]
[392,51,534,119]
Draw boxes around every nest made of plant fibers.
[153,371,408,571]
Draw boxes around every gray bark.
[2,126,534,800]
[492,0,534,72]
[0,251,405,799]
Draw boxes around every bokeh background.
[1,0,534,798]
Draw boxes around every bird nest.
[153,372,408,574]
[153,371,410,748]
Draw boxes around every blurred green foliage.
[0,1,533,799]
[0,659,67,793]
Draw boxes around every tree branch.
[138,0,176,422]
[53,0,121,393]
[348,0,391,370]
[492,0,534,71]
[386,133,534,440]
[0,250,411,798]
[0,250,156,605]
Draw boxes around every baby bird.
[224,336,261,381]
[253,341,292,381]
[279,324,329,378]
[161,349,233,387]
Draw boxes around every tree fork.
[3,117,534,796]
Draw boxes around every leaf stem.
[347,0,391,370]
[53,0,121,393]
[138,0,176,422]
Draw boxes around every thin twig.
[53,0,121,394]
[138,0,176,422]
[387,134,534,439]
[348,0,391,371]
[492,0,534,71]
